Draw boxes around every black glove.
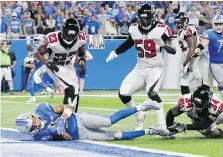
[78,58,86,75]
[168,122,187,134]
[46,61,59,72]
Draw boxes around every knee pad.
[63,86,75,104]
[218,86,223,91]
[148,92,162,103]
[119,91,132,104]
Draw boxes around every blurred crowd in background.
[1,1,223,39]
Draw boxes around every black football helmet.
[137,4,155,31]
[61,18,80,44]
[175,12,189,29]
[191,84,213,117]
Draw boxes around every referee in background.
[0,40,14,95]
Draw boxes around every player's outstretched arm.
[106,34,134,62]
[182,35,197,66]
[26,36,33,52]
[166,105,183,128]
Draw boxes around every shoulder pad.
[35,102,53,112]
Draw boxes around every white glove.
[26,35,31,45]
[180,63,189,74]
[152,37,165,47]
[106,51,118,62]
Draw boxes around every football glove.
[168,122,187,134]
[26,35,31,45]
[106,51,118,62]
[152,37,165,47]
[46,61,59,72]
[56,117,66,135]
[78,58,86,75]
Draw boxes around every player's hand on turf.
[106,51,118,62]
[46,61,59,72]
[152,37,165,47]
[56,117,66,135]
[168,122,186,134]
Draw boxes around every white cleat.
[46,87,54,99]
[140,100,161,111]
[135,111,145,131]
[40,91,46,95]
[147,125,170,136]
[25,97,36,103]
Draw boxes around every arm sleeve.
[115,34,134,54]
[186,117,214,130]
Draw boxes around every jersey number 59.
[135,39,156,58]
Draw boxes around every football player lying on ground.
[155,84,223,139]
[15,99,160,141]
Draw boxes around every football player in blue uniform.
[15,100,160,141]
[195,15,223,99]
[26,35,54,103]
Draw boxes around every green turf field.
[1,90,222,157]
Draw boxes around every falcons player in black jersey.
[106,4,176,131]
[36,18,86,135]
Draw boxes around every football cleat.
[140,100,161,111]
[46,87,54,99]
[25,97,36,103]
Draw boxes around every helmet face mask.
[16,113,45,135]
[61,18,80,44]
[137,4,155,31]
[212,15,223,33]
[191,84,213,117]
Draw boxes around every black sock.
[181,86,190,95]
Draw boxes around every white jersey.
[43,31,86,66]
[177,25,199,57]
[129,23,172,68]
[178,93,223,121]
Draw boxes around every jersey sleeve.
[177,95,192,112]
[35,102,53,112]
[164,25,173,38]
[33,131,53,141]
[209,95,223,115]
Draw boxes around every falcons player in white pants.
[106,4,176,131]
[36,18,86,135]
[175,12,209,95]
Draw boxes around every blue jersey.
[33,103,78,141]
[203,29,223,63]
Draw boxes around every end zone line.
[0,127,208,157]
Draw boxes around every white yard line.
[1,127,208,157]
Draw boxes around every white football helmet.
[212,15,223,33]
[15,113,45,135]
[33,34,44,46]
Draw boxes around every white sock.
[155,103,166,127]
[125,99,135,108]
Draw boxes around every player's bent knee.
[148,92,162,103]
[119,91,132,104]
